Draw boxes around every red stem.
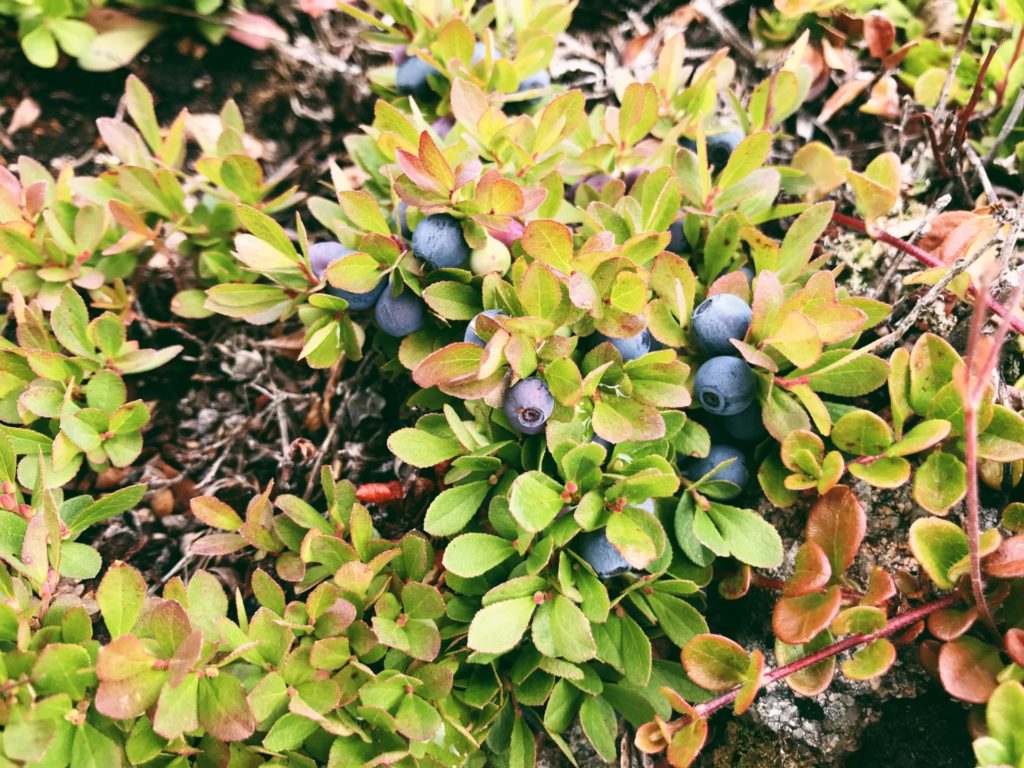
[690,592,962,721]
[950,44,999,154]
[832,212,1024,336]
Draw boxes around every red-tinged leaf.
[413,343,483,389]
[842,638,896,680]
[864,11,895,57]
[197,673,256,741]
[749,270,784,342]
[190,495,243,531]
[927,606,978,641]
[635,720,669,754]
[681,634,750,692]
[397,150,443,196]
[224,10,288,50]
[666,718,708,768]
[984,535,1024,579]
[830,606,886,635]
[521,219,573,275]
[860,567,896,606]
[734,649,764,715]
[818,74,872,123]
[765,310,822,368]
[784,541,832,597]
[1004,628,1024,667]
[772,586,842,644]
[417,131,454,193]
[938,637,1002,703]
[805,486,865,576]
[95,635,165,719]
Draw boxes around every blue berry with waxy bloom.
[577,529,631,578]
[720,401,768,443]
[309,242,384,311]
[503,377,554,435]
[668,218,690,255]
[374,289,426,337]
[707,131,743,171]
[694,356,756,416]
[691,293,752,355]
[396,57,440,99]
[394,201,413,240]
[517,69,551,107]
[471,41,502,64]
[412,214,471,269]
[593,328,652,362]
[681,444,749,498]
[465,309,506,347]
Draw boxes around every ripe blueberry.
[567,173,613,202]
[668,218,690,255]
[394,201,413,240]
[396,57,440,99]
[412,214,471,269]
[374,288,426,337]
[691,293,752,355]
[694,356,756,416]
[432,115,455,140]
[681,444,749,498]
[720,401,767,443]
[503,377,554,435]
[309,242,384,311]
[593,328,652,362]
[706,131,743,170]
[577,529,631,578]
[465,309,506,347]
[471,41,502,64]
[517,69,551,107]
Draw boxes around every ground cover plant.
[1,0,1024,765]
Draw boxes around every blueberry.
[471,41,502,64]
[503,377,554,435]
[374,288,426,337]
[691,293,752,355]
[577,529,631,578]
[694,356,756,416]
[668,218,690,255]
[681,444,749,497]
[396,57,440,100]
[566,173,613,202]
[309,242,384,311]
[707,131,743,171]
[720,401,767,443]
[740,266,755,285]
[431,115,455,140]
[591,432,612,451]
[465,309,506,347]
[517,69,551,107]
[412,214,470,269]
[592,328,652,362]
[394,201,413,240]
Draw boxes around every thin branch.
[832,212,1024,335]
[933,0,983,135]
[983,84,1024,166]
[687,592,962,722]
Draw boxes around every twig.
[690,0,758,64]
[983,85,1024,166]
[833,212,1024,335]
[682,593,962,724]
[933,0,982,135]
[870,195,951,300]
[949,43,999,157]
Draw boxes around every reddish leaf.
[842,638,896,680]
[682,634,750,691]
[984,535,1024,579]
[1004,628,1024,667]
[805,486,865,577]
[666,718,708,768]
[864,11,895,58]
[938,637,1002,703]
[860,567,896,606]
[772,586,842,644]
[926,607,978,641]
[733,650,764,715]
[784,541,832,596]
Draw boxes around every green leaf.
[467,596,535,654]
[33,644,94,698]
[705,503,783,568]
[509,470,566,533]
[579,696,617,762]
[59,542,102,579]
[978,405,1024,462]
[190,495,243,532]
[831,410,893,456]
[67,483,146,535]
[98,561,146,637]
[153,673,200,740]
[646,591,708,647]
[777,201,834,281]
[70,723,120,768]
[841,638,895,680]
[909,517,968,590]
[803,350,889,396]
[442,533,515,577]
[387,427,464,468]
[908,333,960,414]
[423,481,490,536]
[986,681,1024,758]
[848,456,910,488]
[395,693,443,742]
[682,634,751,691]
[550,595,597,662]
[913,451,967,514]
[887,419,951,457]
[21,25,59,68]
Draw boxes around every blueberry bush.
[2,0,1024,766]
